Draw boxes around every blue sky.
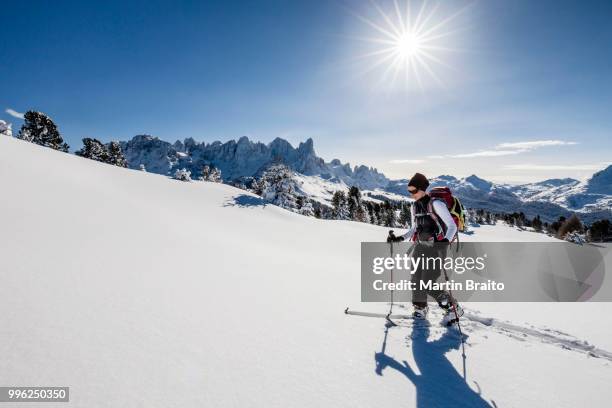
[2,0,611,182]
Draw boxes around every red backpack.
[427,187,466,239]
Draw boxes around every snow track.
[463,311,612,361]
[361,303,612,362]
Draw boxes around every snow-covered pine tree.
[209,167,222,182]
[0,120,12,137]
[382,201,396,227]
[75,138,109,162]
[298,197,315,217]
[532,215,543,232]
[516,212,526,229]
[354,204,369,223]
[331,191,349,220]
[18,111,69,152]
[255,164,298,211]
[398,202,411,227]
[174,168,192,181]
[363,201,378,225]
[201,165,211,181]
[473,209,484,224]
[347,186,361,220]
[201,165,222,182]
[313,204,322,219]
[107,141,128,167]
[372,202,383,225]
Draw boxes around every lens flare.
[350,0,470,90]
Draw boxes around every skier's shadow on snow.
[375,325,493,408]
[224,194,266,208]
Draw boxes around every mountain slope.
[1,137,611,408]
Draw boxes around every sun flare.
[351,0,469,90]
[397,32,423,58]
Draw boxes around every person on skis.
[387,172,464,325]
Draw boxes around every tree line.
[13,110,129,169]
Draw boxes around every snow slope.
[1,137,611,408]
[293,172,408,206]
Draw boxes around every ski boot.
[442,303,464,326]
[412,305,429,320]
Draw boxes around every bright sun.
[397,32,423,59]
[351,0,469,90]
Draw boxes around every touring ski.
[344,307,414,320]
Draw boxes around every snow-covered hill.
[1,137,611,408]
[118,134,611,223]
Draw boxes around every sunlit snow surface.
[1,137,610,407]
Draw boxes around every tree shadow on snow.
[224,194,266,208]
[375,324,493,408]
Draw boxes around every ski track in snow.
[385,304,612,362]
[464,311,612,361]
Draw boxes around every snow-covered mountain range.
[121,134,388,189]
[120,135,611,223]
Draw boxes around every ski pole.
[441,245,467,379]
[387,238,394,319]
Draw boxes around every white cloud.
[5,108,24,119]
[496,140,578,150]
[450,149,526,158]
[390,139,577,164]
[453,140,578,159]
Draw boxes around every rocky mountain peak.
[464,174,493,191]
[586,165,612,194]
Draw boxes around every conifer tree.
[107,141,128,167]
[398,202,411,227]
[589,219,611,242]
[75,138,109,162]
[201,165,211,181]
[382,201,396,227]
[347,186,361,220]
[174,168,192,181]
[532,215,543,232]
[331,191,349,220]
[201,165,222,182]
[18,111,69,152]
[255,164,298,210]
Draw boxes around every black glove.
[387,231,405,243]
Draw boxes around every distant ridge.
[119,135,611,223]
